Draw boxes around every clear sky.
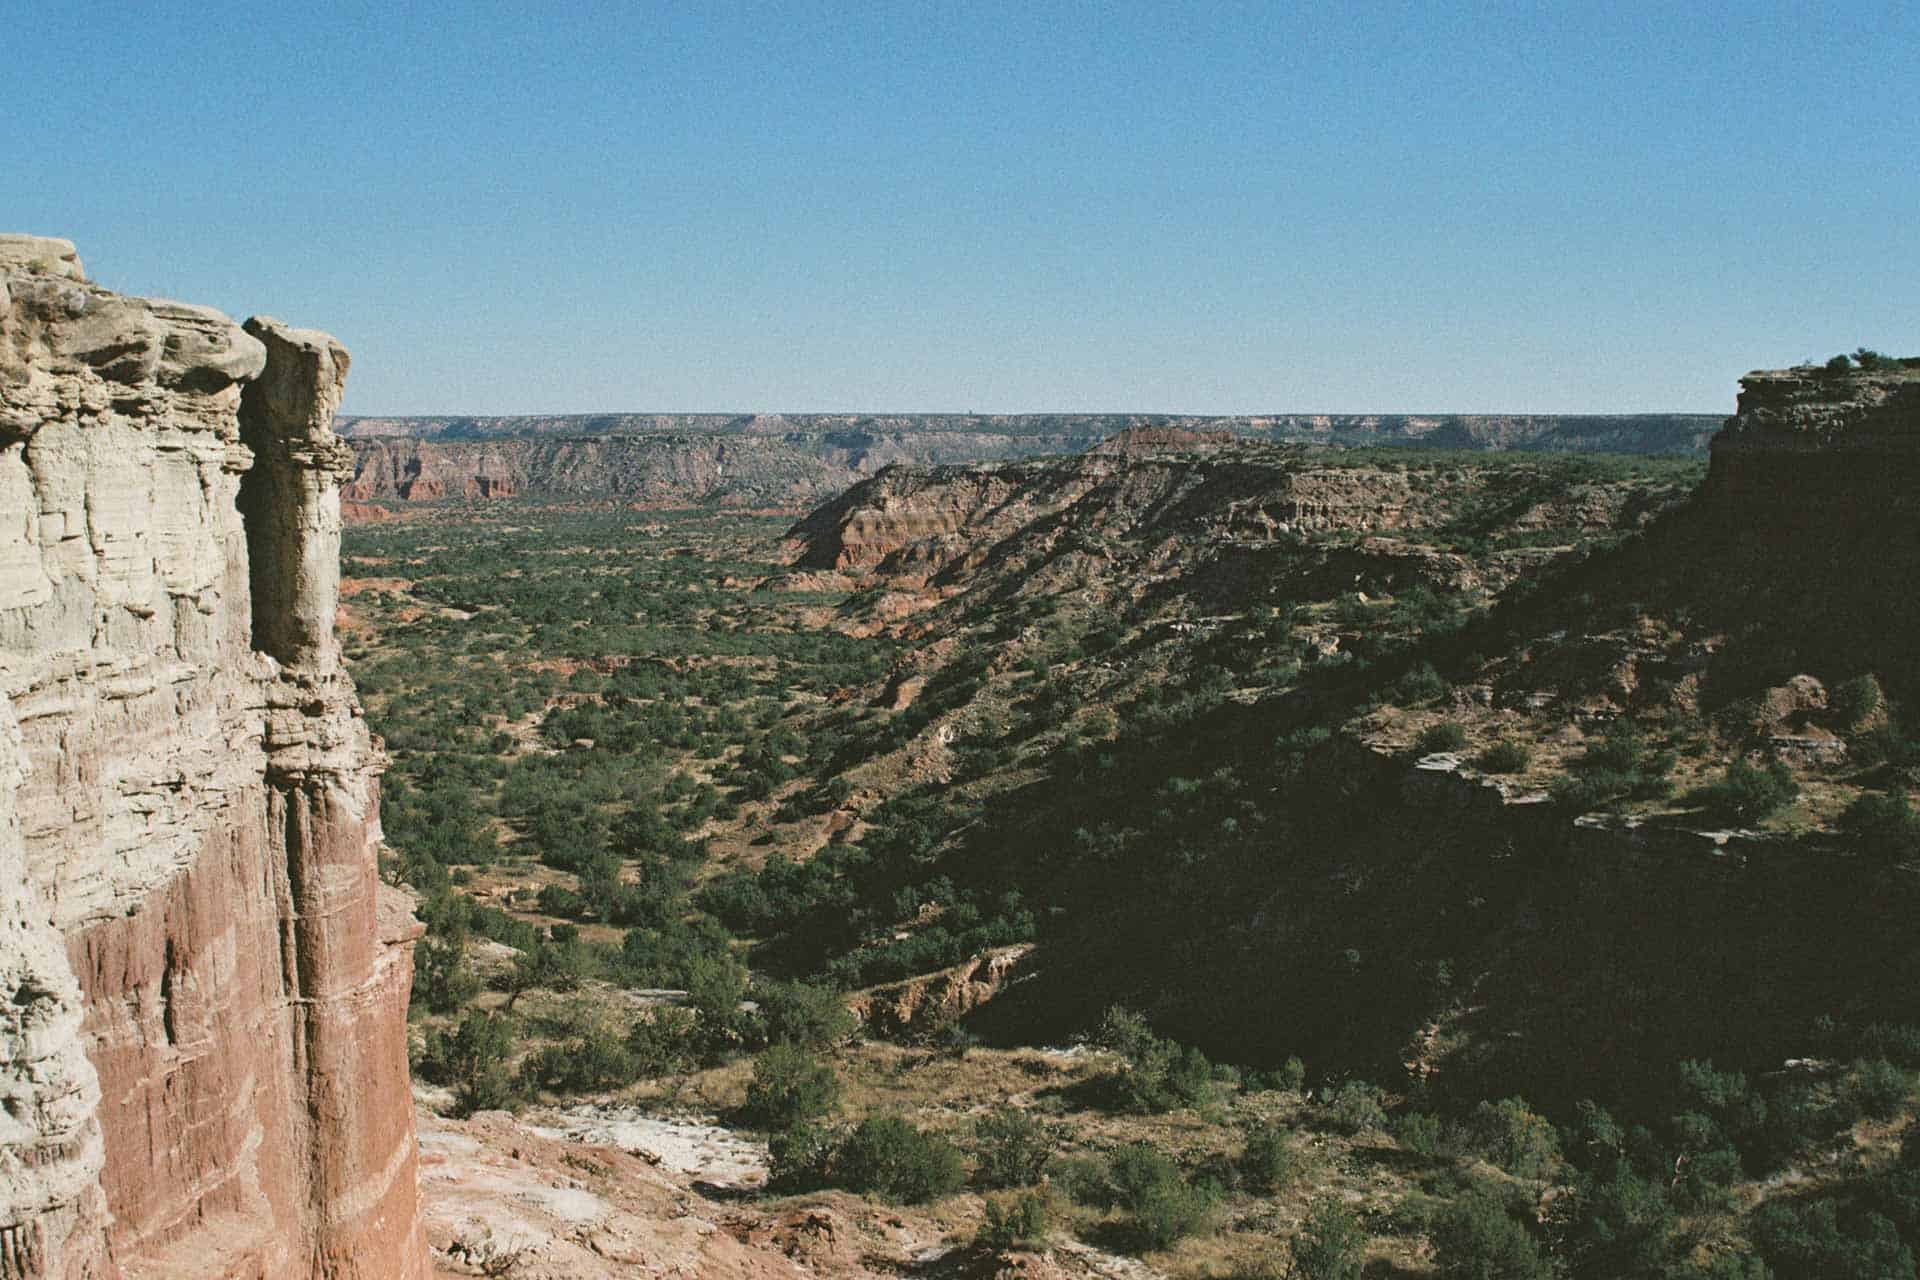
[11,1,1917,415]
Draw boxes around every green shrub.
[1433,1195,1552,1280]
[507,928,593,1000]
[977,1190,1054,1249]
[1842,790,1920,862]
[1832,674,1882,728]
[1671,1249,1775,1280]
[741,1043,841,1129]
[1395,1111,1452,1158]
[834,1116,966,1204]
[412,933,482,1015]
[1552,721,1674,811]
[1860,1023,1920,1069]
[1415,722,1471,755]
[419,1012,523,1117]
[519,1018,638,1094]
[1687,761,1798,824]
[1290,1200,1365,1280]
[1846,1058,1914,1120]
[1105,1143,1218,1252]
[755,979,856,1050]
[1387,662,1449,706]
[626,1006,700,1076]
[973,1105,1053,1188]
[1477,740,1532,774]
[1277,1056,1308,1092]
[1751,1197,1916,1280]
[767,1120,837,1192]
[536,882,587,918]
[1466,1097,1561,1179]
[686,952,750,1022]
[1048,1154,1113,1207]
[1096,1006,1219,1113]
[1239,1120,1300,1193]
[1564,1166,1677,1277]
[1322,1080,1388,1135]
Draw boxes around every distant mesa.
[334,411,1721,511]
[1091,424,1236,455]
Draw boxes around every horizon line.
[334,407,1728,420]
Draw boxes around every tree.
[1102,1143,1219,1252]
[685,952,752,1053]
[1466,1097,1561,1179]
[1291,1200,1364,1280]
[420,1012,522,1117]
[978,1190,1054,1250]
[1686,761,1798,825]
[1842,789,1920,862]
[1434,1195,1552,1280]
[834,1116,966,1204]
[973,1105,1053,1188]
[756,979,856,1050]
[412,928,481,1014]
[1240,1120,1300,1193]
[741,1043,841,1129]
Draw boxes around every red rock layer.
[0,241,426,1279]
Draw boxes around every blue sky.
[11,1,1917,414]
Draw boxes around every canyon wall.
[340,429,1098,509]
[1706,364,1920,521]
[785,448,1685,584]
[335,410,1720,451]
[337,413,1718,510]
[0,237,424,1278]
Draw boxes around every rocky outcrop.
[1705,364,1920,522]
[1089,425,1235,455]
[785,449,1685,584]
[0,238,424,1277]
[340,431,1108,510]
[849,945,1036,1038]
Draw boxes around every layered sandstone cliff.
[0,237,425,1278]
[1705,363,1920,520]
[337,413,1718,510]
[335,410,1719,451]
[785,448,1680,584]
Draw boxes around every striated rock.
[335,409,1719,452]
[850,945,1036,1038]
[784,449,1684,590]
[0,238,84,284]
[1705,364,1920,521]
[341,431,1098,510]
[0,237,425,1278]
[336,410,1719,509]
[1089,425,1234,455]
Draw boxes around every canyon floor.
[351,422,1920,1279]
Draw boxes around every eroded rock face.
[0,236,425,1278]
[337,410,1719,512]
[783,450,1650,581]
[1705,365,1920,521]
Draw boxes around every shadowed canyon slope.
[764,360,1920,1104]
[337,411,1718,510]
[0,237,425,1278]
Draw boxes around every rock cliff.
[1705,363,1920,520]
[337,412,1718,510]
[335,410,1719,451]
[0,237,424,1278]
[785,447,1683,588]
[340,429,1113,510]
